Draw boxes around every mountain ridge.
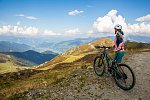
[0,41,34,52]
[4,50,58,65]
[37,38,114,70]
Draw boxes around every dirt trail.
[10,52,150,100]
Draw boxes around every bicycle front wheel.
[114,64,136,90]
[93,55,105,76]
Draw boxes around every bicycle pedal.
[108,68,112,73]
[112,73,115,77]
[108,67,113,73]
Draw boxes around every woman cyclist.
[113,24,125,64]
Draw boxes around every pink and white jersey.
[114,36,124,51]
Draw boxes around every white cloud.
[43,30,59,35]
[93,9,150,36]
[126,23,150,35]
[86,30,95,36]
[136,14,150,22]
[87,5,94,8]
[26,16,37,20]
[0,22,62,36]
[68,10,84,16]
[93,9,127,34]
[17,21,20,25]
[65,28,80,34]
[87,30,94,34]
[16,14,38,20]
[0,23,38,36]
[16,14,25,17]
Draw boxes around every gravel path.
[11,52,150,100]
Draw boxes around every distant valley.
[0,50,58,74]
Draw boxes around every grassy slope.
[125,41,150,53]
[37,38,114,70]
[0,62,18,74]
[0,63,82,99]
[0,53,31,74]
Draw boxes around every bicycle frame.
[100,48,114,68]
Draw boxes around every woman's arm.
[116,31,123,38]
[119,33,123,38]
[114,36,118,51]
[115,42,124,51]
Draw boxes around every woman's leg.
[114,51,125,63]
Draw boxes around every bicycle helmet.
[114,24,122,30]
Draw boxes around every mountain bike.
[93,46,135,90]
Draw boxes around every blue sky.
[0,0,150,37]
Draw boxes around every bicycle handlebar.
[95,46,112,49]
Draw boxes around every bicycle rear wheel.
[114,64,136,90]
[93,55,105,76]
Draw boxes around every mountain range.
[126,35,150,43]
[34,35,150,53]
[4,50,58,65]
[0,35,149,53]
[0,49,58,74]
[50,37,99,53]
[0,41,34,52]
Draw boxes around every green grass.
[125,41,150,51]
[0,61,30,74]
[63,54,87,63]
[0,63,79,99]
[0,53,34,74]
[0,62,18,74]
